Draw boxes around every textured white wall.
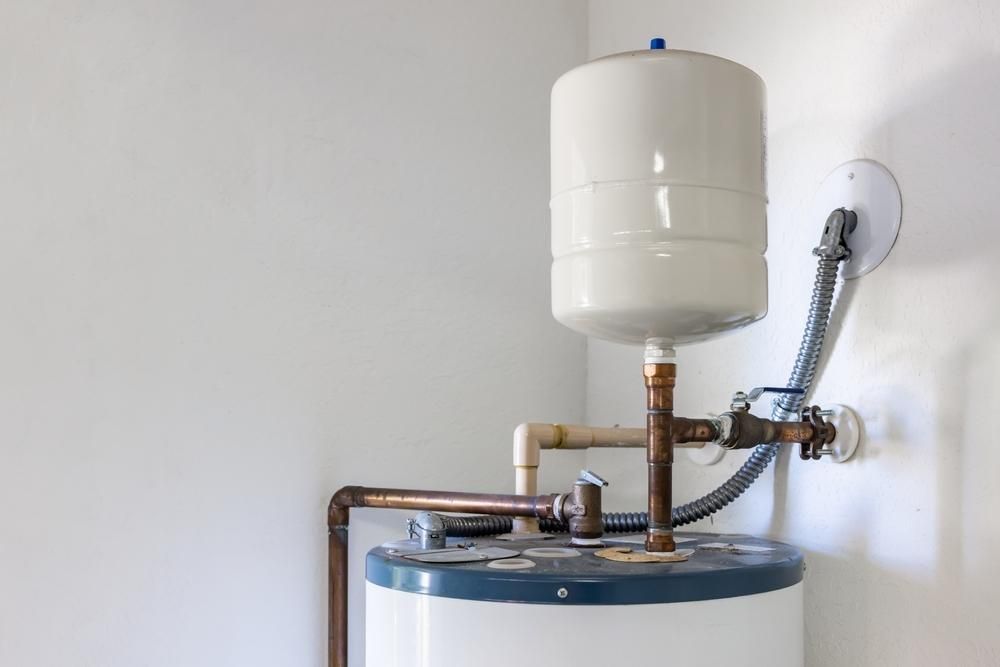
[0,3,586,666]
[586,1,1000,665]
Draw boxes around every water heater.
[331,37,893,667]
[365,534,803,666]
[550,45,768,345]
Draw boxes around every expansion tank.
[550,44,768,345]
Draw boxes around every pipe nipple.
[645,528,676,553]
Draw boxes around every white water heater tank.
[551,42,768,345]
[365,532,804,666]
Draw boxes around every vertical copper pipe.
[328,501,350,667]
[644,362,676,552]
[328,526,348,667]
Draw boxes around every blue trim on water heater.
[366,532,804,605]
[650,37,666,49]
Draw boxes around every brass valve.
[712,405,837,455]
[557,469,607,545]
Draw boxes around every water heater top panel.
[366,532,802,605]
[550,45,768,346]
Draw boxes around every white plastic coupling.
[644,338,676,365]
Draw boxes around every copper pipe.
[644,362,676,553]
[328,524,348,667]
[672,418,718,444]
[332,486,561,519]
[672,415,820,448]
[327,486,562,667]
[772,421,820,443]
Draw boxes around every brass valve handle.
[730,386,805,411]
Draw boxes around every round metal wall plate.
[822,403,861,463]
[687,443,726,466]
[812,159,902,279]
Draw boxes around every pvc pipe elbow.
[513,423,559,468]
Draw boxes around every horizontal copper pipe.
[328,486,562,667]
[772,421,819,443]
[330,486,561,524]
[672,418,719,444]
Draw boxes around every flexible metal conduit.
[442,514,645,536]
[445,249,847,538]
[671,254,843,525]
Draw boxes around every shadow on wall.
[766,38,1000,664]
[855,50,1000,665]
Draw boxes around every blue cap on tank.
[650,37,666,50]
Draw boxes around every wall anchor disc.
[812,159,902,279]
[822,403,861,463]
